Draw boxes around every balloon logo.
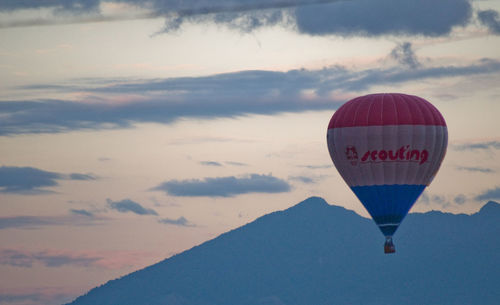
[327,93,448,253]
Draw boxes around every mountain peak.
[283,196,359,221]
[294,196,329,207]
[479,200,500,214]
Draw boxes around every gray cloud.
[294,0,472,37]
[0,68,341,135]
[159,4,289,33]
[106,198,158,215]
[475,186,500,202]
[417,192,455,208]
[453,141,500,151]
[390,42,420,69]
[2,58,500,136]
[418,192,430,205]
[289,175,315,184]
[297,164,332,169]
[152,173,291,197]
[0,1,337,30]
[0,166,60,194]
[200,161,223,167]
[0,0,100,13]
[431,194,448,206]
[70,209,94,217]
[69,173,97,180]
[158,216,194,227]
[0,0,481,38]
[0,166,95,194]
[0,248,100,268]
[454,194,467,205]
[339,58,500,91]
[168,136,254,145]
[0,216,54,229]
[456,166,494,173]
[225,161,248,166]
[0,215,101,230]
[478,9,500,34]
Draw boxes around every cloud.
[478,9,500,34]
[0,0,100,13]
[418,192,430,205]
[225,161,248,166]
[0,248,154,270]
[152,173,291,197]
[417,191,455,208]
[158,3,289,33]
[475,186,500,202]
[169,136,254,145]
[456,166,494,173]
[0,1,337,30]
[454,194,467,205]
[297,164,332,169]
[2,57,500,136]
[68,173,97,180]
[0,69,341,135]
[0,216,55,229]
[158,216,195,227]
[0,0,480,38]
[106,198,158,215]
[0,166,95,194]
[453,141,500,151]
[389,42,420,69]
[200,161,223,167]
[431,194,448,206]
[0,248,100,268]
[289,176,315,184]
[0,214,102,230]
[294,0,472,37]
[0,166,60,194]
[70,209,94,217]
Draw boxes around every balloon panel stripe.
[328,93,446,128]
[351,184,426,236]
[327,125,447,187]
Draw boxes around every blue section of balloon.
[350,184,426,236]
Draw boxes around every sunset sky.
[1,1,500,304]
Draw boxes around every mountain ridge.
[66,197,500,305]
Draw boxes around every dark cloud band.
[2,57,500,136]
[106,198,158,215]
[295,0,472,37]
[2,0,493,38]
[152,174,291,197]
[0,215,101,230]
[158,216,194,226]
[453,141,500,151]
[0,166,96,194]
[478,9,500,35]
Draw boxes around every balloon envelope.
[327,93,447,239]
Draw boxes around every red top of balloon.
[328,93,446,129]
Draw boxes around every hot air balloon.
[327,93,447,254]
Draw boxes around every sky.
[0,0,500,304]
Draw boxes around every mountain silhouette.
[66,197,500,305]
